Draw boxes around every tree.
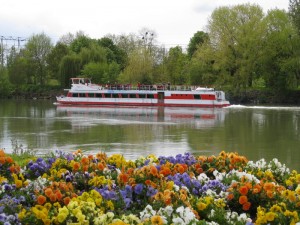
[118,49,152,84]
[260,9,298,90]
[59,54,81,87]
[289,0,300,34]
[70,33,92,54]
[46,42,69,83]
[98,37,127,69]
[187,31,209,58]
[164,46,188,85]
[25,33,53,85]
[202,4,265,91]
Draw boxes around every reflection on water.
[1,100,300,171]
[56,105,226,129]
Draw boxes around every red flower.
[239,195,248,205]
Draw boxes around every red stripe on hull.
[57,101,230,108]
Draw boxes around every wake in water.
[225,105,300,110]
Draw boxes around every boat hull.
[56,97,230,108]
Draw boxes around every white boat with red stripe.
[56,78,230,108]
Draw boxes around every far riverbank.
[3,89,300,106]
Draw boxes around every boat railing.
[103,84,213,92]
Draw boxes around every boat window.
[129,94,136,98]
[147,94,154,99]
[138,94,146,98]
[88,93,94,97]
[104,93,111,98]
[194,94,201,99]
[96,93,102,98]
[121,94,128,98]
[112,93,119,98]
[79,93,86,97]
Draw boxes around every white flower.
[197,173,209,183]
[140,205,156,220]
[172,217,185,225]
[173,184,180,191]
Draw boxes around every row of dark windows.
[71,93,202,99]
[72,93,155,99]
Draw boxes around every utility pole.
[0,35,27,66]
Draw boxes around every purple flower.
[134,184,144,195]
[146,186,157,197]
[124,198,132,208]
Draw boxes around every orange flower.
[55,190,63,201]
[242,201,251,211]
[177,165,185,174]
[44,188,53,197]
[73,162,80,171]
[252,184,262,194]
[239,195,248,205]
[160,166,171,176]
[227,193,234,200]
[0,157,5,164]
[81,157,89,165]
[83,165,89,172]
[239,185,249,195]
[150,165,158,176]
[97,162,105,170]
[263,182,275,192]
[5,156,13,164]
[0,150,5,157]
[63,197,71,205]
[119,173,129,184]
[49,193,57,202]
[37,195,46,205]
[266,190,274,199]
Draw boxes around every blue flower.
[134,184,144,195]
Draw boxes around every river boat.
[56,78,230,108]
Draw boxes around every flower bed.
[0,149,300,225]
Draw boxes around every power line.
[0,35,28,66]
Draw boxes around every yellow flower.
[265,212,276,222]
[75,211,86,223]
[106,200,114,211]
[18,208,27,220]
[57,206,69,223]
[270,204,282,213]
[0,176,7,183]
[151,215,164,225]
[15,179,23,188]
[196,202,207,211]
[295,185,300,195]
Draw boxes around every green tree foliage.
[81,62,108,83]
[198,4,265,92]
[187,31,209,58]
[164,46,188,85]
[289,0,300,34]
[98,37,127,69]
[46,42,69,81]
[79,44,107,66]
[59,54,81,87]
[70,33,92,54]
[0,67,12,97]
[118,49,150,84]
[24,33,53,86]
[260,9,298,91]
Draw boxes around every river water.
[0,99,300,171]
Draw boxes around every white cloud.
[0,0,289,47]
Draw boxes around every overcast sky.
[0,0,289,48]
